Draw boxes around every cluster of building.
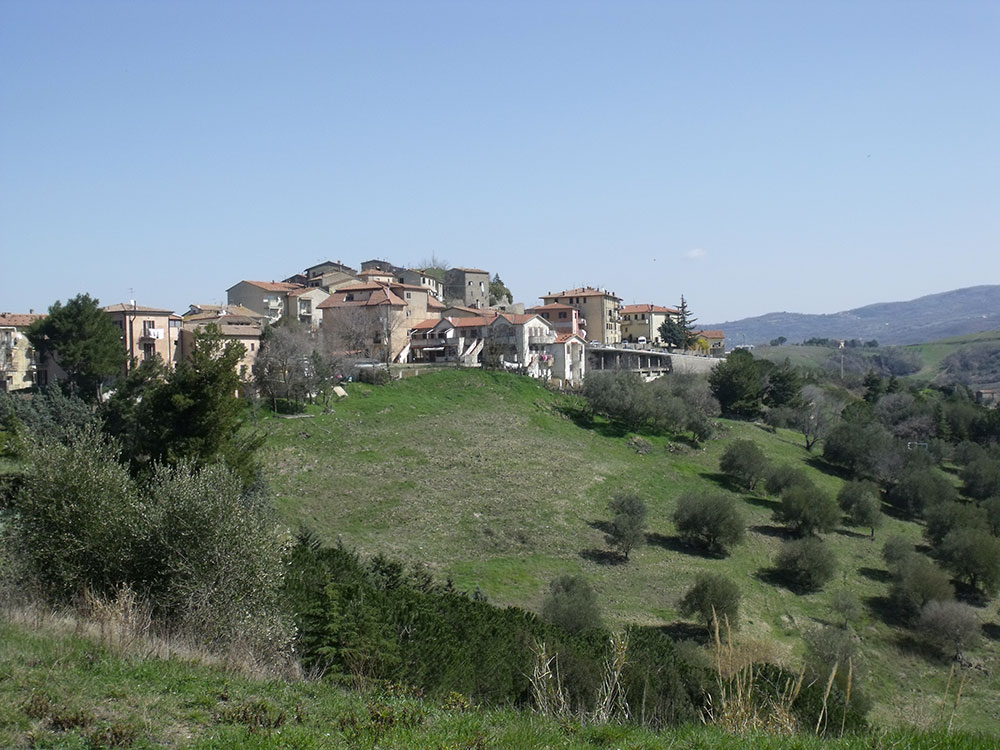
[1,257,724,394]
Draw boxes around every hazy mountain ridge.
[706,285,1000,346]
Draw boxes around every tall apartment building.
[538,287,622,345]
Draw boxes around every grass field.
[2,616,997,749]
[260,369,1000,733]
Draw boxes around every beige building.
[693,329,726,357]
[539,287,622,345]
[525,303,585,338]
[226,280,303,324]
[104,303,181,370]
[620,304,679,345]
[319,280,439,363]
[550,333,587,386]
[0,313,45,391]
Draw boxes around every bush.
[2,428,290,656]
[887,469,958,517]
[803,625,865,698]
[764,463,810,497]
[961,457,1000,501]
[774,482,840,536]
[671,492,745,556]
[888,555,954,621]
[837,480,883,538]
[829,589,864,629]
[918,600,981,659]
[924,501,987,547]
[605,493,648,561]
[541,574,603,635]
[772,538,836,593]
[881,535,913,569]
[719,439,769,491]
[822,422,896,482]
[939,527,1000,597]
[984,496,1000,537]
[679,573,742,630]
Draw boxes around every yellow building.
[620,304,679,345]
[104,303,181,370]
[538,287,622,344]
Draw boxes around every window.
[558,311,567,319]
[406,292,412,299]
[250,343,255,351]
[142,343,155,360]
[345,293,354,301]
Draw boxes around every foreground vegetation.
[3,615,996,749]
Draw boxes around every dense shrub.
[679,573,742,630]
[881,535,913,569]
[772,538,836,593]
[764,463,810,497]
[961,457,1000,501]
[837,480,883,537]
[708,349,765,418]
[719,439,770,491]
[2,428,290,654]
[939,528,1000,597]
[888,555,954,621]
[803,625,866,706]
[290,541,710,724]
[917,600,981,659]
[886,469,958,517]
[984,496,1000,537]
[822,421,897,482]
[541,575,603,635]
[774,483,840,537]
[923,501,987,547]
[605,493,648,561]
[671,492,745,556]
[0,386,97,451]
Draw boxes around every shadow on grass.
[858,566,893,584]
[658,621,709,645]
[750,524,793,540]
[894,631,947,664]
[701,471,753,495]
[755,567,831,596]
[864,595,909,628]
[954,581,991,609]
[559,406,632,439]
[645,532,726,560]
[804,455,852,480]
[743,495,779,512]
[882,502,915,522]
[834,528,872,540]
[587,519,614,535]
[982,622,1000,642]
[579,547,624,566]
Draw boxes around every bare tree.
[798,385,843,452]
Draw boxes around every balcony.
[528,333,557,345]
[140,327,165,340]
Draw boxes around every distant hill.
[705,285,1000,346]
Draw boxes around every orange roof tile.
[104,303,174,314]
[0,313,45,328]
[236,280,305,293]
[541,287,621,301]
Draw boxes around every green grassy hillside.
[261,370,1000,733]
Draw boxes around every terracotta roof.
[358,269,394,277]
[541,287,621,301]
[234,280,304,293]
[184,304,264,320]
[0,313,45,328]
[527,303,577,312]
[695,329,725,338]
[621,304,679,315]
[410,319,440,330]
[104,303,174,314]
[497,313,546,326]
[426,297,445,310]
[319,287,406,309]
[555,332,585,344]
[449,316,497,328]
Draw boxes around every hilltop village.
[1,258,724,393]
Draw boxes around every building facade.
[104,303,181,370]
[444,268,490,309]
[539,287,622,344]
[620,304,679,344]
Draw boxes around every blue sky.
[2,1,997,323]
